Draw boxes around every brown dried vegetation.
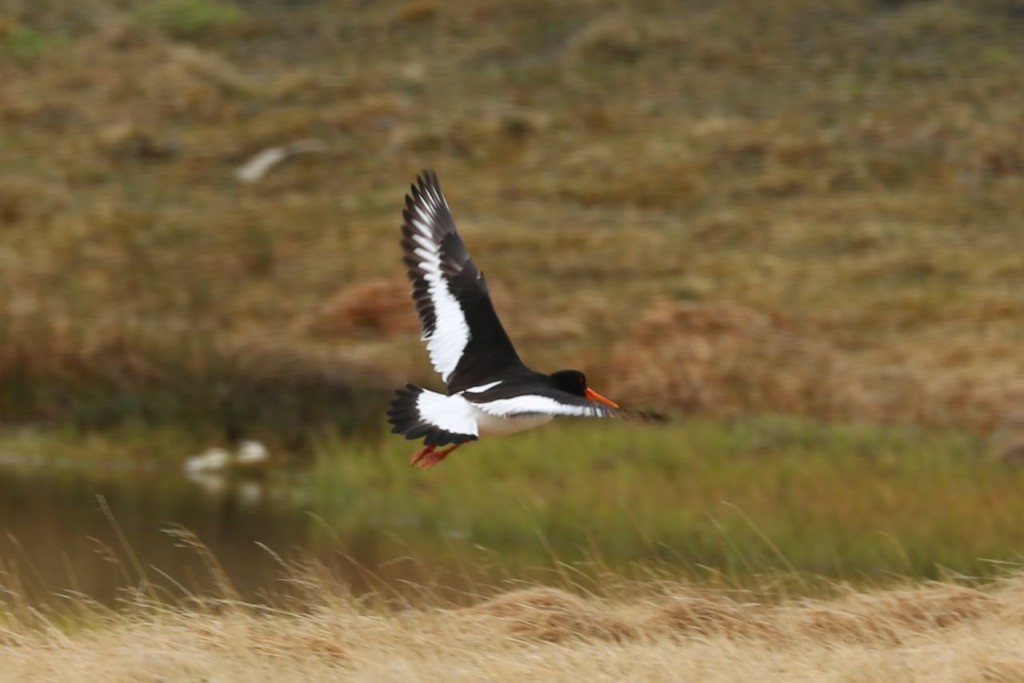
[1,2,1023,439]
[4,576,1024,681]
[609,300,1024,430]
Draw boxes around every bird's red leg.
[410,443,437,467]
[414,441,467,470]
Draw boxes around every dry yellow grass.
[4,576,1024,681]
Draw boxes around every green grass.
[0,26,66,63]
[132,0,245,40]
[307,417,1020,583]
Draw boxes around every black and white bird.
[387,171,621,469]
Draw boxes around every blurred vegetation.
[309,418,1022,582]
[133,0,245,40]
[2,0,1024,601]
[0,25,66,63]
[3,416,1020,595]
[0,0,1022,445]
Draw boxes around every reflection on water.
[0,464,501,608]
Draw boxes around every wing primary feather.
[399,170,524,389]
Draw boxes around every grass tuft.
[132,0,245,40]
[0,25,65,62]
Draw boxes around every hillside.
[1,0,1022,441]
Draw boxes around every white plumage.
[405,188,470,383]
[414,387,555,438]
[474,395,610,419]
[461,380,503,395]
[415,388,479,438]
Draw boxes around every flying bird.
[387,171,620,469]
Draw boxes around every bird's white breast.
[469,404,553,437]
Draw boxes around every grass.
[0,26,65,63]
[2,1,1024,674]
[133,0,245,40]
[3,557,1024,681]
[0,0,1022,437]
[307,417,1022,583]
[3,416,1016,592]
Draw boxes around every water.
[0,463,502,608]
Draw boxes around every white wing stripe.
[461,380,502,394]
[416,390,479,437]
[407,198,470,382]
[413,246,435,262]
[412,234,434,251]
[474,395,608,418]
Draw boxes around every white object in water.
[183,441,271,474]
[235,440,270,468]
[183,447,232,474]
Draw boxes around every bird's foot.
[410,444,436,467]
[410,442,465,469]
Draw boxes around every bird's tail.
[386,384,477,446]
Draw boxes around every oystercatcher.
[387,171,620,469]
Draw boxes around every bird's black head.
[550,370,620,408]
[550,369,588,397]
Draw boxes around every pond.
[0,460,516,609]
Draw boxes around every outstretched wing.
[474,394,616,419]
[400,170,523,391]
[464,382,617,419]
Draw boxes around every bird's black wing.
[400,170,524,392]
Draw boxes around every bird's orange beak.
[585,387,620,409]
